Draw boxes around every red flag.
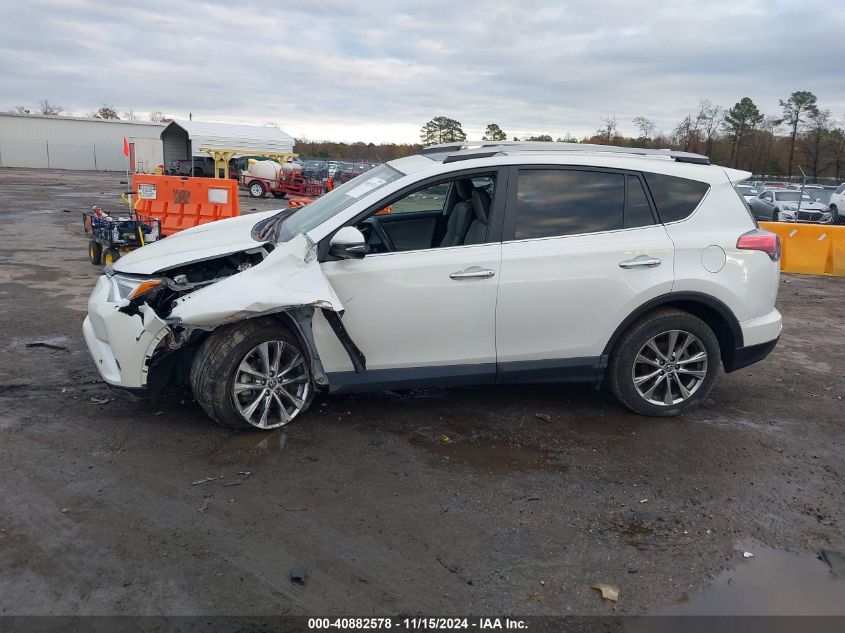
[123,137,129,157]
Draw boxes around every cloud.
[2,0,844,142]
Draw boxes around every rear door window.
[643,172,710,223]
[513,169,624,239]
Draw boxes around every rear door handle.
[450,267,495,280]
[619,257,662,269]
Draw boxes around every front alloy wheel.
[232,341,310,429]
[190,318,314,429]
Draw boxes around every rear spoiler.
[723,168,752,184]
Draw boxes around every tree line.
[418,93,845,180]
[8,101,171,123]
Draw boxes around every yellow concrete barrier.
[758,221,845,276]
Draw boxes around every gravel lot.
[0,168,843,616]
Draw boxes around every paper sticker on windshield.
[345,177,386,199]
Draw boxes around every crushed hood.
[169,233,344,327]
[112,210,280,275]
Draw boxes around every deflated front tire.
[190,317,314,430]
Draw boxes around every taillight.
[737,228,781,261]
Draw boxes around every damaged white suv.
[84,142,782,430]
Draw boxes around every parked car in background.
[166,157,217,177]
[84,142,782,430]
[336,162,378,184]
[302,160,329,181]
[736,184,760,201]
[761,181,789,189]
[827,183,845,224]
[748,189,832,223]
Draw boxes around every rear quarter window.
[643,172,710,223]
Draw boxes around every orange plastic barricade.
[758,221,845,276]
[131,175,239,236]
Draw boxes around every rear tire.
[772,208,780,222]
[272,191,286,199]
[608,308,720,417]
[88,241,102,265]
[248,181,266,198]
[190,318,314,430]
[830,204,840,225]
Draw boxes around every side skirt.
[326,357,603,393]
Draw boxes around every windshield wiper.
[251,208,297,242]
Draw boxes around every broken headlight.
[109,274,163,302]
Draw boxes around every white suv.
[829,183,845,224]
[83,142,782,430]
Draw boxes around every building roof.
[0,112,166,127]
[162,119,295,155]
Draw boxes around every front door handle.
[619,257,662,269]
[450,267,495,280]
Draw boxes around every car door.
[312,168,507,388]
[750,191,774,221]
[495,166,675,380]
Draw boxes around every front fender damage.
[145,234,365,391]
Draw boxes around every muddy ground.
[0,168,842,616]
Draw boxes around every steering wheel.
[361,216,396,252]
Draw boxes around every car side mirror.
[329,226,367,259]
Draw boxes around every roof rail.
[421,141,711,165]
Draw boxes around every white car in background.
[735,183,760,201]
[83,142,782,430]
[829,183,845,223]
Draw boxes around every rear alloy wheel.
[609,308,720,416]
[190,318,313,429]
[248,181,266,198]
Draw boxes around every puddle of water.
[218,430,287,452]
[411,436,567,474]
[655,540,845,615]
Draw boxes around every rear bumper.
[724,337,779,373]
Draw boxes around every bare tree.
[698,100,722,157]
[597,116,617,144]
[801,109,832,178]
[122,109,138,121]
[13,105,31,114]
[38,100,63,115]
[149,111,165,122]
[92,104,120,120]
[632,116,656,146]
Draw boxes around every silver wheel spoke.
[272,392,291,424]
[676,333,694,358]
[635,353,661,368]
[634,367,663,386]
[646,339,668,361]
[674,373,691,399]
[663,377,674,405]
[258,343,271,376]
[234,382,261,394]
[241,391,265,420]
[677,352,706,365]
[281,375,308,386]
[642,374,666,400]
[278,387,304,409]
[279,355,304,376]
[676,368,706,379]
[272,341,285,376]
[258,394,273,428]
[237,361,266,380]
[667,330,679,358]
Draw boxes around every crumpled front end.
[83,233,355,398]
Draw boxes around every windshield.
[774,191,813,202]
[274,164,403,242]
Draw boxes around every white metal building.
[161,119,296,167]
[0,113,166,172]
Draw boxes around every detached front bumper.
[82,275,170,392]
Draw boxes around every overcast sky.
[2,0,844,143]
